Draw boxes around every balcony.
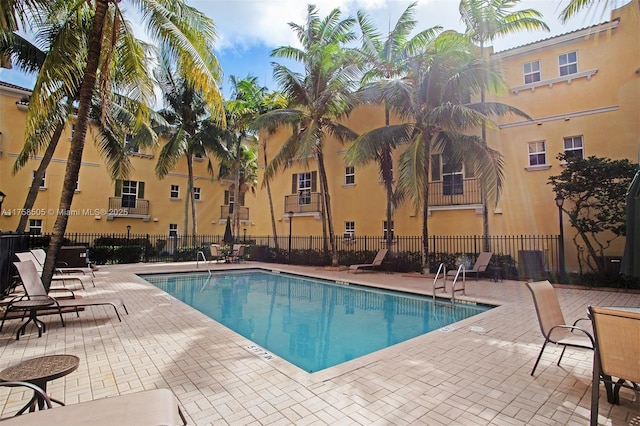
[220,205,249,221]
[428,178,483,208]
[107,197,150,220]
[284,192,322,217]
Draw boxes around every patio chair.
[209,244,225,263]
[228,245,246,263]
[30,248,95,278]
[348,249,388,273]
[589,306,640,426]
[15,252,93,289]
[526,280,594,376]
[0,382,186,425]
[446,252,493,281]
[4,261,128,327]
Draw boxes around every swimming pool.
[141,269,492,373]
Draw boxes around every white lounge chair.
[349,249,388,273]
[15,252,93,289]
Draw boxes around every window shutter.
[224,190,229,205]
[292,174,297,194]
[115,179,122,197]
[137,181,145,199]
[311,171,317,192]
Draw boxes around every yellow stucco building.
[0,2,638,271]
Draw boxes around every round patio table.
[9,298,55,340]
[0,354,80,414]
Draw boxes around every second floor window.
[125,134,139,153]
[524,60,541,84]
[528,141,547,166]
[170,185,179,199]
[115,180,145,208]
[559,51,578,76]
[194,187,201,201]
[564,136,584,159]
[32,171,46,189]
[345,166,355,185]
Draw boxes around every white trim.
[511,69,597,94]
[427,204,484,216]
[492,20,619,59]
[525,165,552,172]
[7,152,100,167]
[500,105,619,129]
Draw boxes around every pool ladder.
[432,263,465,303]
[196,250,212,276]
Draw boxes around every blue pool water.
[141,270,492,373]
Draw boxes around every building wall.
[0,2,638,270]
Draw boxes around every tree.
[347,3,441,249]
[21,0,224,287]
[253,5,360,266]
[459,0,549,251]
[548,154,636,274]
[378,31,528,270]
[559,0,638,22]
[155,50,229,238]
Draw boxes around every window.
[564,136,584,159]
[32,171,46,189]
[170,185,179,199]
[169,224,178,237]
[345,167,355,185]
[194,187,201,201]
[344,221,355,239]
[224,187,244,213]
[559,51,578,76]
[383,221,394,240]
[125,134,138,153]
[121,180,138,208]
[442,159,463,196]
[29,219,42,235]
[298,172,312,205]
[528,141,547,166]
[524,60,541,84]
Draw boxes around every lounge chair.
[31,248,95,278]
[526,280,594,376]
[15,252,93,289]
[589,306,640,426]
[446,252,493,281]
[3,261,127,327]
[349,249,388,273]
[0,382,186,425]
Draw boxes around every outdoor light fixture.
[126,225,131,240]
[555,194,566,282]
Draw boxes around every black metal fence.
[17,231,560,280]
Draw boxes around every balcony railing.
[284,192,322,214]
[220,205,249,221]
[108,197,150,216]
[428,178,482,206]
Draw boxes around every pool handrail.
[432,263,446,302]
[451,265,466,302]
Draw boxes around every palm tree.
[253,5,360,266]
[347,3,441,249]
[559,0,636,22]
[155,50,229,239]
[459,0,549,250]
[22,0,224,286]
[377,32,529,270]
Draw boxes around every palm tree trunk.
[232,137,242,241]
[422,141,431,271]
[262,136,279,248]
[383,105,394,251]
[480,41,490,252]
[316,150,338,266]
[42,0,108,290]
[187,155,197,237]
[16,122,64,232]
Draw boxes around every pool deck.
[0,260,638,425]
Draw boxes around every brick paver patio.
[0,261,638,425]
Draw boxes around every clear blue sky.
[0,0,621,101]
